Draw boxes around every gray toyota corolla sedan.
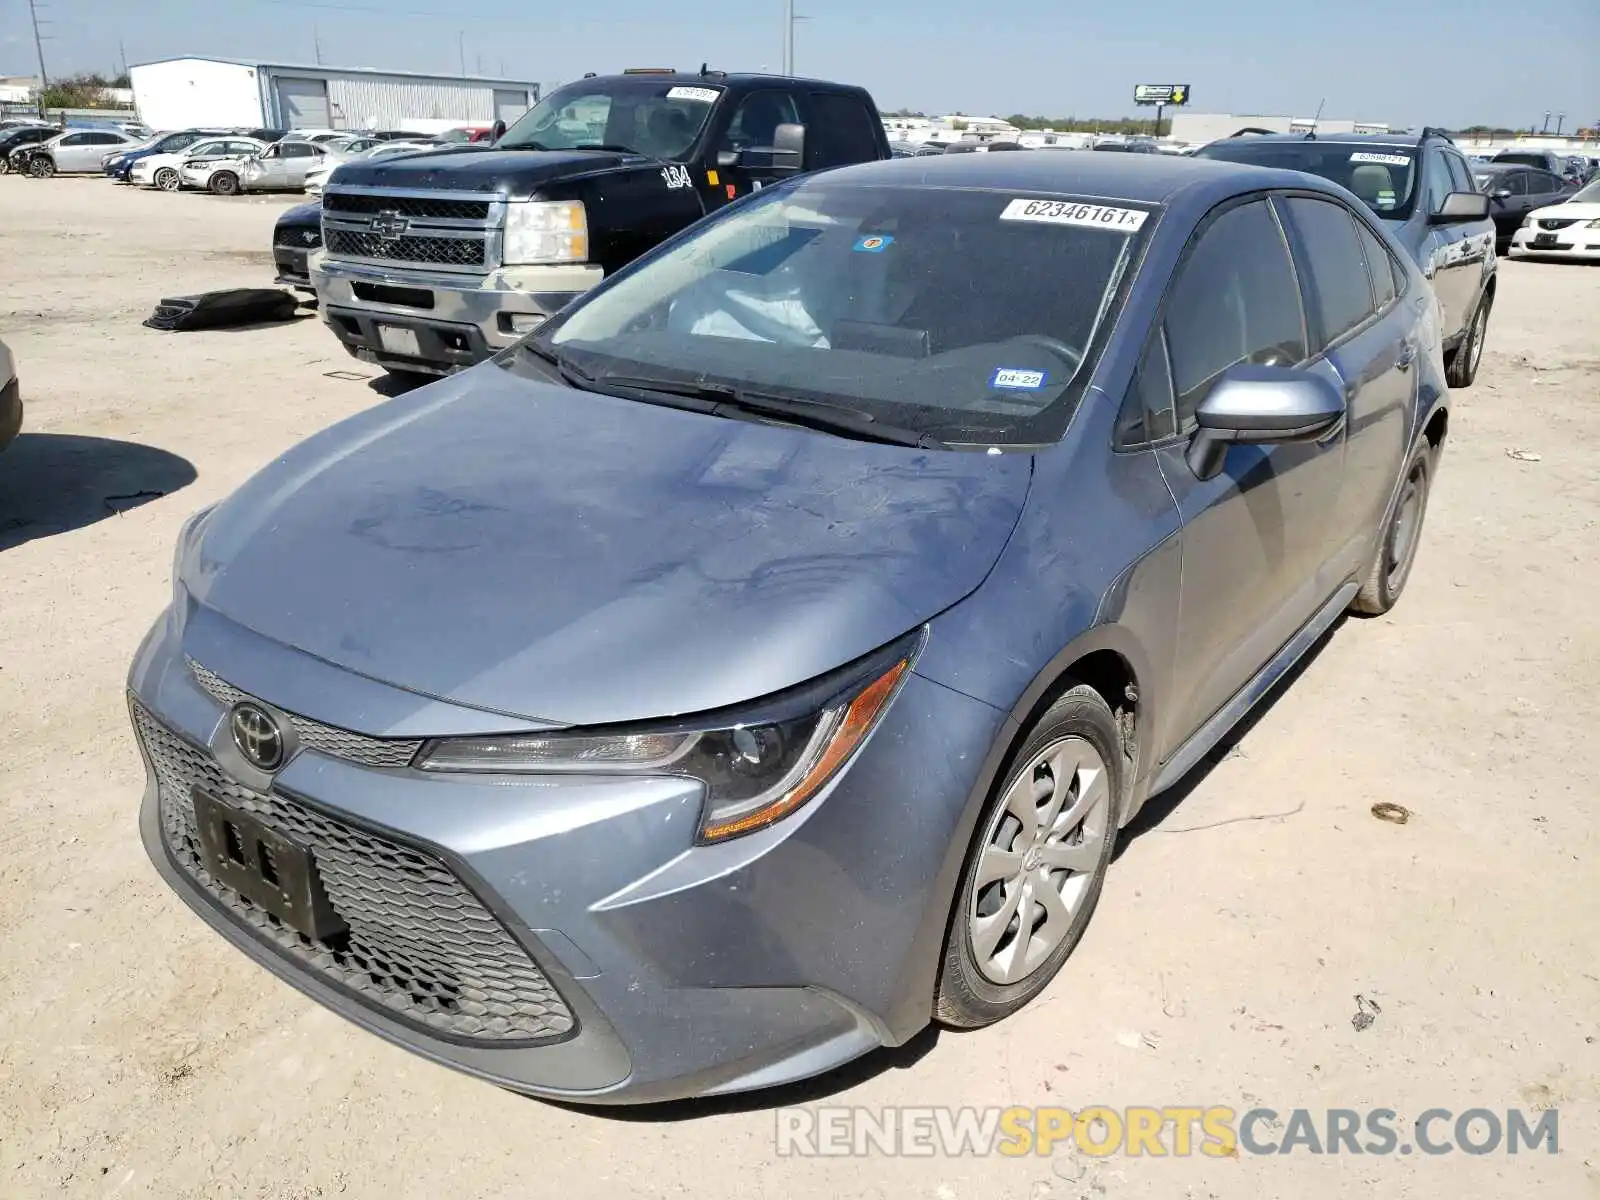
[130,152,1449,1104]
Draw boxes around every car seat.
[1349,164,1396,208]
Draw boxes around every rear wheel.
[209,171,240,196]
[1352,440,1433,615]
[936,685,1121,1028]
[26,155,54,178]
[1446,291,1491,388]
[154,167,180,191]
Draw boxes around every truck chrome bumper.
[312,256,603,375]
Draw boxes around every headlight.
[502,199,588,266]
[418,630,923,842]
[1586,218,1600,229]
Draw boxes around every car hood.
[276,199,322,229]
[326,146,642,197]
[187,367,1031,727]
[1529,201,1599,222]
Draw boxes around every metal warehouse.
[128,57,540,133]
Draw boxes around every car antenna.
[1304,97,1325,140]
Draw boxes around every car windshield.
[497,77,724,158]
[1570,179,1600,203]
[534,179,1151,446]
[1197,141,1419,217]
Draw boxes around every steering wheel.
[1005,334,1083,374]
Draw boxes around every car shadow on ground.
[0,433,197,551]
[365,372,433,399]
[1114,618,1345,852]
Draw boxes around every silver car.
[25,128,141,176]
[236,140,335,193]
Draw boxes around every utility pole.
[1541,111,1551,134]
[313,26,323,65]
[458,31,467,78]
[26,0,50,89]
[1555,112,1565,136]
[780,0,793,76]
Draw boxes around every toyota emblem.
[230,702,285,771]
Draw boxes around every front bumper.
[128,606,1005,1102]
[1509,225,1600,261]
[273,245,316,291]
[312,256,602,375]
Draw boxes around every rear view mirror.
[1430,190,1491,223]
[1186,365,1347,480]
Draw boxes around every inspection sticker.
[667,86,721,104]
[853,235,895,253]
[1349,152,1411,166]
[991,368,1049,390]
[1000,199,1148,231]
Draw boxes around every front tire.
[26,155,54,178]
[936,685,1121,1028]
[209,171,240,196]
[1352,440,1433,615]
[155,167,180,191]
[1446,291,1491,388]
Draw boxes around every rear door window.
[1162,199,1308,425]
[1281,197,1376,350]
[806,92,884,169]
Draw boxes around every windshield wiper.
[573,142,640,154]
[593,374,948,449]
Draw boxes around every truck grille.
[325,192,491,222]
[322,185,501,274]
[326,228,486,269]
[133,699,576,1046]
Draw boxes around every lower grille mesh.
[133,699,574,1045]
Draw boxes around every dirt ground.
[0,178,1596,1200]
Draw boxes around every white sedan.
[131,136,268,191]
[1509,178,1600,262]
[303,140,436,196]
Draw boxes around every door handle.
[1396,343,1416,371]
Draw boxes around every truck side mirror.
[733,123,805,175]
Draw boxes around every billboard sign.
[1134,84,1190,107]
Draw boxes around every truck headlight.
[417,630,923,843]
[503,199,588,266]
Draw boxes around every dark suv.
[1196,129,1496,387]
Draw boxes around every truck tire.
[209,171,240,196]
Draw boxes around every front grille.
[326,228,486,269]
[325,192,491,221]
[134,699,575,1045]
[1538,218,1578,231]
[275,225,322,248]
[187,659,422,769]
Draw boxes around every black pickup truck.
[310,69,892,377]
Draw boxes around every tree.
[37,72,129,110]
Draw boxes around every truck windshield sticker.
[992,368,1048,390]
[999,199,1148,231]
[666,86,720,104]
[661,164,693,190]
[853,235,894,253]
[1349,152,1411,166]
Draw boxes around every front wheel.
[155,167,181,191]
[1446,291,1491,388]
[0,157,10,176]
[26,155,54,178]
[936,685,1121,1028]
[209,171,240,196]
[1352,440,1433,615]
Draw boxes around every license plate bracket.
[377,324,422,356]
[191,789,347,941]
[1532,233,1558,248]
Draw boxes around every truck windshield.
[1196,141,1420,218]
[498,78,724,159]
[534,179,1151,446]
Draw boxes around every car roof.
[592,71,868,94]
[1209,131,1431,149]
[815,150,1329,210]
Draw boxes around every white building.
[1170,111,1391,146]
[129,57,540,133]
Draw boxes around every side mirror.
[490,120,507,143]
[1490,189,1512,202]
[1430,190,1491,223]
[734,122,806,175]
[1185,365,1347,481]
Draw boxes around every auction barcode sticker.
[1349,152,1410,166]
[667,86,721,104]
[1000,199,1149,231]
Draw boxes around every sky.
[2,0,1597,130]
